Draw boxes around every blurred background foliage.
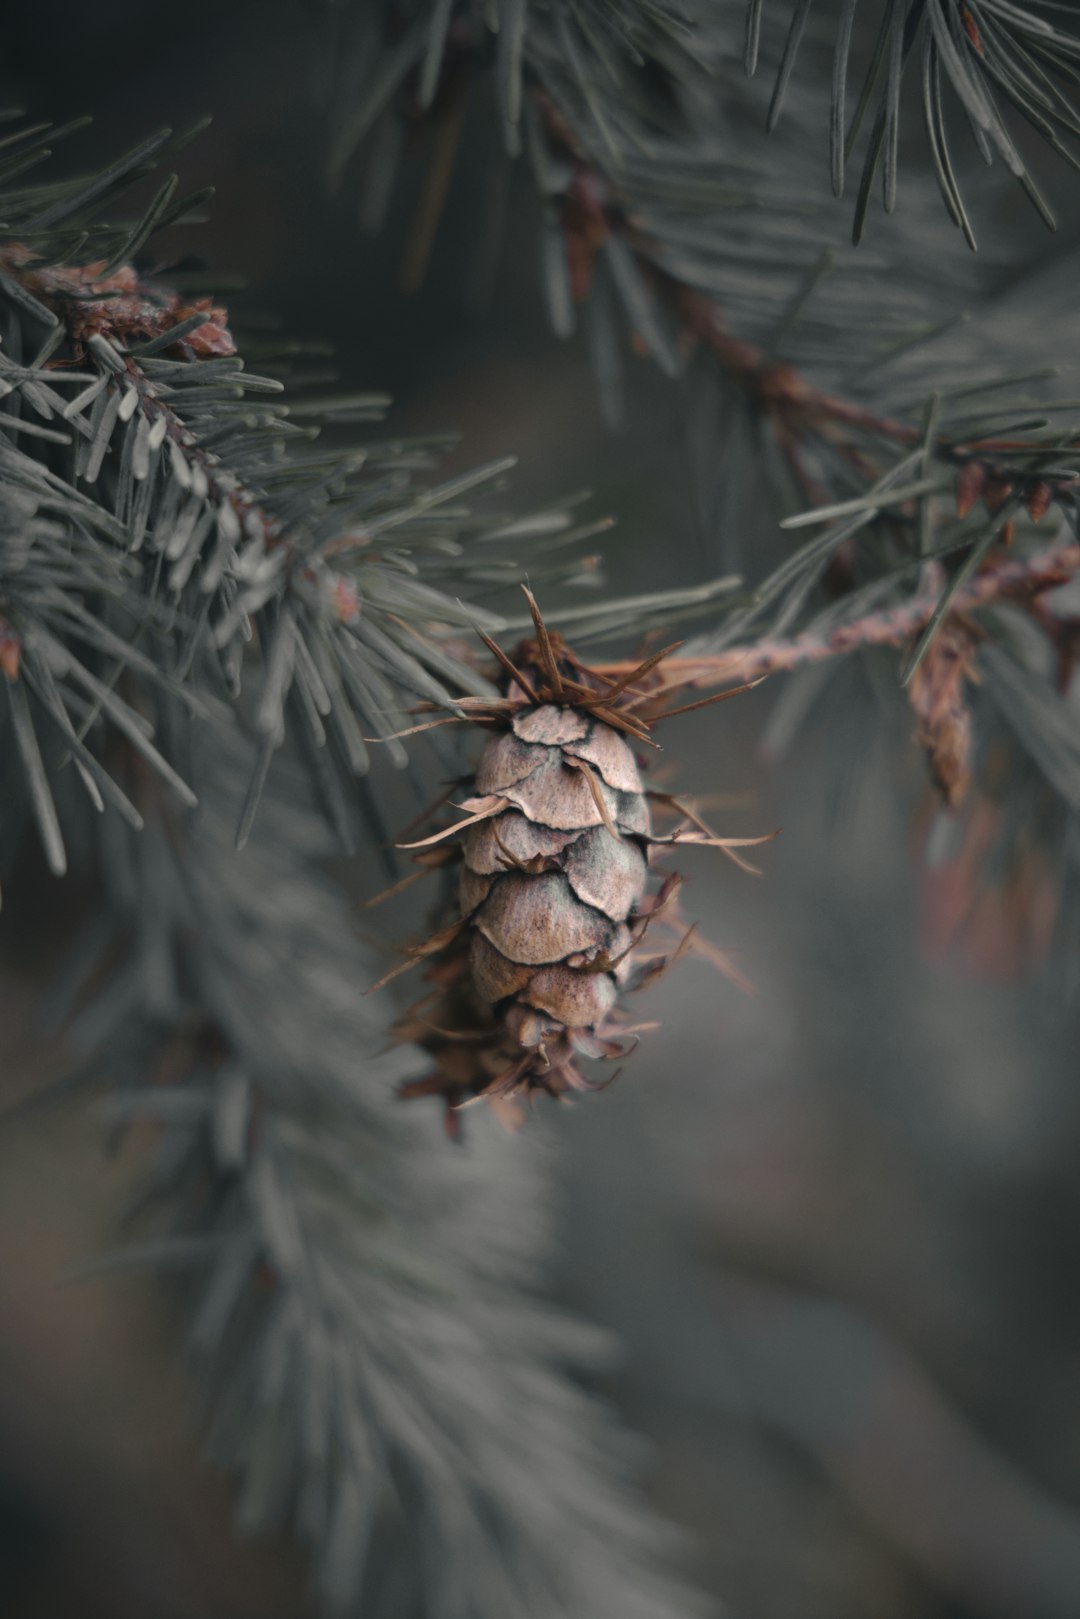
[4,3,1080,1617]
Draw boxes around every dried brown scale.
[463,811,579,872]
[472,868,625,964]
[908,618,980,808]
[380,590,773,1135]
[483,752,643,833]
[564,828,648,916]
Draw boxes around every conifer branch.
[535,95,1080,522]
[64,728,700,1619]
[608,529,1080,690]
[0,113,716,1619]
[6,16,1080,1611]
[328,0,1080,849]
[0,129,606,862]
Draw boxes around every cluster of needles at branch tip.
[369,587,776,1135]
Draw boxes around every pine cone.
[463,702,649,1052]
[383,591,771,1132]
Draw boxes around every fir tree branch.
[599,528,1080,690]
[0,134,610,862]
[534,88,1080,520]
[361,3,1080,238]
[325,1,1080,846]
[62,726,702,1619]
[1,115,717,1618]
[333,2,1080,558]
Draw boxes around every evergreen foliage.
[5,1,1080,1613]
[0,107,719,1618]
[327,0,1080,979]
[749,1,1080,236]
[70,730,697,1619]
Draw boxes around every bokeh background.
[2,5,1080,1616]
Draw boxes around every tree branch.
[597,533,1080,689]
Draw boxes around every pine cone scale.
[499,753,619,830]
[511,704,591,745]
[562,726,643,792]
[563,826,647,917]
[474,732,552,793]
[521,964,619,1026]
[473,870,618,964]
[463,811,581,871]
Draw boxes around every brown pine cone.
[382,591,771,1133]
[462,702,648,1057]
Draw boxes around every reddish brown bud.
[955,461,986,519]
[182,299,236,359]
[0,249,236,359]
[961,3,984,54]
[908,619,979,807]
[1025,481,1053,524]
[982,475,1014,515]
[916,799,1055,980]
[562,171,610,304]
[0,619,21,682]
[333,576,361,623]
